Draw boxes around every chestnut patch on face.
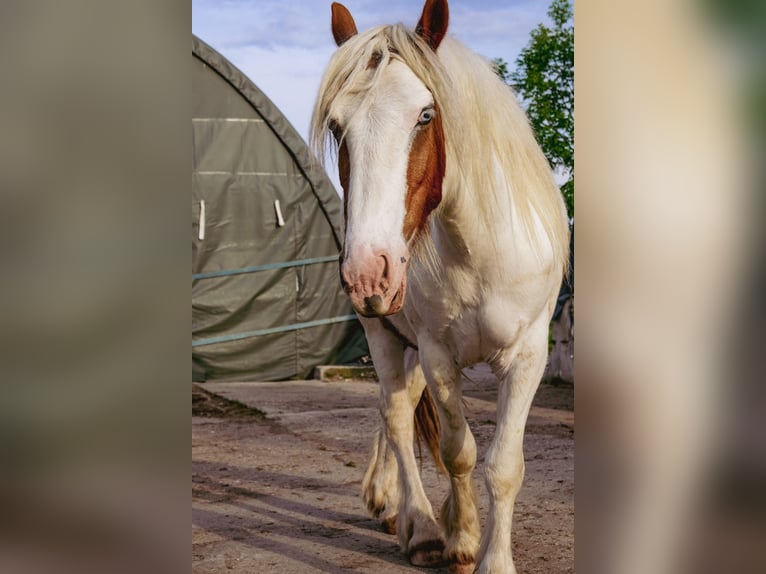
[403,104,445,240]
[338,139,350,222]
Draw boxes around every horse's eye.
[417,108,434,126]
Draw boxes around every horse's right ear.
[416,0,449,50]
[331,2,358,47]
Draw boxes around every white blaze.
[340,60,433,258]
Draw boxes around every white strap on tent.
[198,200,206,241]
[274,199,285,227]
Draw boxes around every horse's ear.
[416,0,449,50]
[331,2,358,47]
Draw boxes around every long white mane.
[310,24,569,277]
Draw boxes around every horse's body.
[311,2,569,572]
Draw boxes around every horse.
[310,1,569,572]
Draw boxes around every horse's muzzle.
[363,294,386,315]
[357,285,405,317]
[340,247,408,317]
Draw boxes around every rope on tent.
[274,199,285,227]
[192,255,339,280]
[198,201,205,240]
[192,314,358,347]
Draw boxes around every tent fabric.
[192,35,365,382]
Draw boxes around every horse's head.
[317,1,449,317]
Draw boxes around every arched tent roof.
[192,35,364,381]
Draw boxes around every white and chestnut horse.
[311,1,569,572]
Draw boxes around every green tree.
[505,0,574,217]
[492,57,511,84]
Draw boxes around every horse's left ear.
[416,0,449,50]
[331,2,358,47]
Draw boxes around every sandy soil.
[192,365,573,573]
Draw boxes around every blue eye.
[418,107,434,125]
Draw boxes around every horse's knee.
[381,417,414,451]
[485,454,524,500]
[441,424,477,477]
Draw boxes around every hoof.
[409,540,447,568]
[448,562,476,574]
[381,515,397,535]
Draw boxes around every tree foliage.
[502,0,574,217]
[492,57,511,84]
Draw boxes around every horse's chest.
[405,273,539,366]
[404,280,485,364]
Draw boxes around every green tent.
[192,35,364,382]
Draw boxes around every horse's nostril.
[379,254,389,275]
[364,294,384,314]
[339,268,350,292]
[338,255,352,293]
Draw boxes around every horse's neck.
[431,172,512,268]
[427,177,544,284]
[430,206,473,264]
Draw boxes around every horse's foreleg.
[362,347,432,535]
[362,427,400,533]
[361,320,445,566]
[419,337,481,573]
[476,322,550,574]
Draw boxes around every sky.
[192,0,554,190]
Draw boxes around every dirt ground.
[192,364,573,573]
